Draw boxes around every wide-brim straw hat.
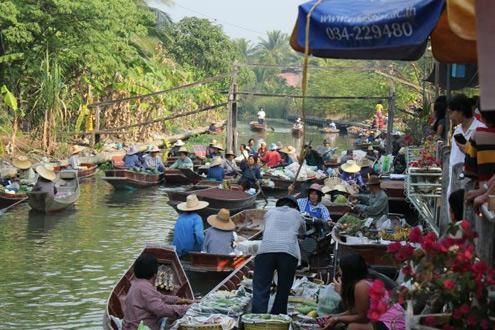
[341,160,361,173]
[358,158,372,168]
[211,144,224,151]
[12,156,32,170]
[174,140,185,147]
[148,145,160,153]
[322,184,349,195]
[126,146,139,155]
[71,145,85,155]
[210,156,223,167]
[225,150,236,157]
[177,194,209,211]
[35,165,57,182]
[207,208,235,231]
[279,145,296,155]
[177,146,189,154]
[308,183,324,196]
[366,175,382,186]
[209,139,217,146]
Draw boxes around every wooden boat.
[27,170,80,213]
[291,127,304,137]
[53,163,98,180]
[249,121,267,132]
[353,142,372,150]
[208,256,255,293]
[262,175,312,193]
[381,179,406,202]
[325,203,352,221]
[165,157,203,171]
[102,169,163,190]
[319,127,340,134]
[103,245,194,330]
[167,186,258,219]
[0,190,28,208]
[182,209,266,272]
[164,168,202,185]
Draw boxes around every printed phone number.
[325,23,413,41]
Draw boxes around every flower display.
[374,221,495,329]
[408,136,440,168]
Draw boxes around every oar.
[0,197,28,215]
[241,151,268,206]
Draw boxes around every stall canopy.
[290,0,445,61]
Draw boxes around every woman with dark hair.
[320,254,405,330]
[431,96,447,138]
[252,196,305,314]
[289,183,331,222]
[123,254,192,330]
[238,155,261,190]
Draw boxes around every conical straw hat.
[35,164,57,182]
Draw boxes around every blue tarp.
[292,0,445,60]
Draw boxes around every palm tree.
[255,30,289,65]
[234,38,256,63]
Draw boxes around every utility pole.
[226,62,239,153]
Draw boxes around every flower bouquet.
[370,221,495,329]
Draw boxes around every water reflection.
[26,209,75,238]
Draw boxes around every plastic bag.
[317,284,341,316]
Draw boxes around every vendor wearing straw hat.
[124,145,144,170]
[207,140,224,159]
[143,145,165,173]
[32,164,57,198]
[290,183,331,221]
[172,194,209,257]
[169,139,185,157]
[68,145,86,170]
[339,160,365,189]
[223,150,240,176]
[203,208,236,255]
[12,155,36,185]
[206,156,224,182]
[169,147,194,170]
[352,175,389,220]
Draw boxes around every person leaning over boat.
[124,146,144,170]
[169,147,193,170]
[340,160,365,189]
[12,156,37,185]
[68,146,85,170]
[289,183,331,222]
[143,145,165,173]
[223,150,241,177]
[238,155,262,190]
[122,253,192,330]
[32,165,57,198]
[172,194,208,257]
[352,176,389,220]
[261,143,282,168]
[206,157,225,182]
[203,208,236,255]
[252,196,305,314]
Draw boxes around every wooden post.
[386,86,395,154]
[226,62,239,153]
[94,105,101,146]
[232,82,238,153]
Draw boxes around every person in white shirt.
[447,94,485,201]
[257,107,266,124]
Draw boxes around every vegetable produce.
[337,213,362,235]
[334,195,348,204]
[379,227,411,241]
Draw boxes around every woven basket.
[241,314,291,330]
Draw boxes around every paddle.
[240,151,268,206]
[0,197,28,215]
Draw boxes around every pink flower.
[443,279,456,290]
[408,227,422,243]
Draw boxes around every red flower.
[467,315,478,326]
[408,227,422,243]
[424,316,436,326]
[402,265,413,277]
[480,319,491,330]
[421,232,438,252]
[443,279,456,290]
[460,219,471,232]
[453,304,470,319]
[387,241,401,254]
[397,245,415,262]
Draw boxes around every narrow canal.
[0,120,353,328]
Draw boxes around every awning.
[290,0,445,61]
[447,0,476,41]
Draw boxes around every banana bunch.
[379,227,411,241]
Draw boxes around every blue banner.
[294,0,445,60]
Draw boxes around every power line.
[173,2,266,37]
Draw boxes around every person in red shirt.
[257,141,268,159]
[262,143,282,168]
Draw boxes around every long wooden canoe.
[182,209,266,272]
[102,169,163,190]
[53,163,98,180]
[0,191,28,208]
[249,121,266,132]
[103,245,194,330]
[167,186,258,219]
[208,257,255,293]
[164,168,203,185]
[27,170,80,213]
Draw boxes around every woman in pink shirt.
[123,254,192,330]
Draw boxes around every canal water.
[0,120,352,329]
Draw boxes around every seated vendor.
[317,140,335,161]
[206,157,224,182]
[340,150,354,164]
[203,208,236,255]
[173,194,208,257]
[352,175,389,220]
[207,141,224,159]
[261,143,282,168]
[169,147,193,170]
[68,146,85,170]
[124,146,144,170]
[122,253,192,330]
[289,183,331,222]
[32,165,57,198]
[304,145,324,169]
[168,140,185,157]
[279,146,295,166]
[340,160,365,189]
[12,156,36,185]
[143,145,165,173]
[239,155,261,190]
[223,150,241,176]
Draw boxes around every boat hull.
[0,192,27,208]
[102,170,163,190]
[54,163,97,180]
[249,121,266,132]
[164,169,202,185]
